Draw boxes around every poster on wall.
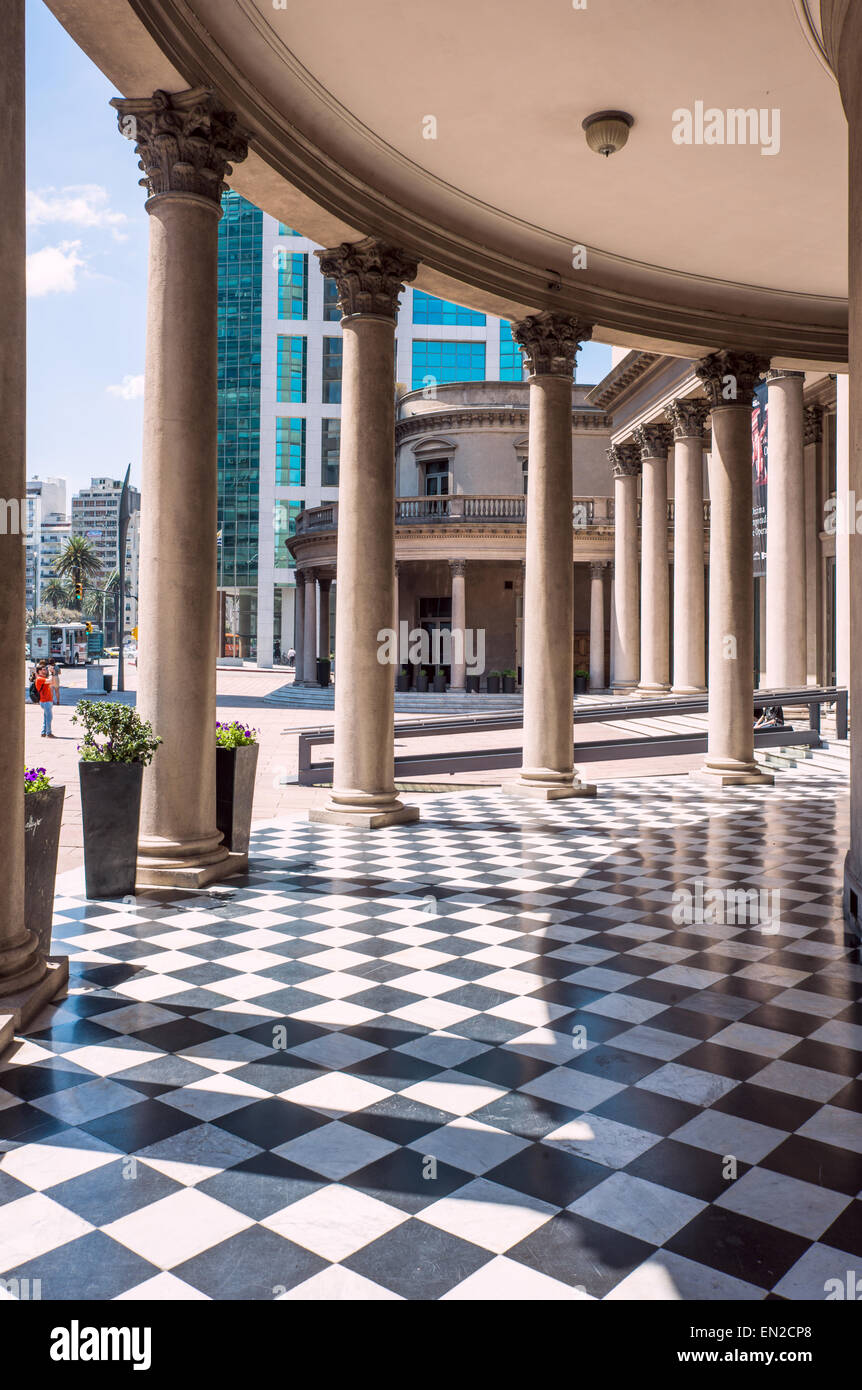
[751,381,768,578]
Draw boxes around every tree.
[53,536,102,611]
[40,577,72,608]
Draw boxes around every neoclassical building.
[3,0,862,1041]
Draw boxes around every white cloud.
[26,241,86,297]
[27,184,128,240]
[107,374,145,401]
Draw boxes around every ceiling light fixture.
[582,110,634,157]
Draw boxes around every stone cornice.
[585,352,661,410]
[315,238,417,321]
[395,406,612,444]
[111,87,248,206]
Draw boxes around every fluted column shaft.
[635,424,672,693]
[302,570,318,684]
[589,564,606,691]
[112,88,249,884]
[693,352,773,787]
[504,312,595,800]
[765,370,807,688]
[310,239,419,828]
[667,399,708,693]
[450,560,467,691]
[0,0,45,995]
[318,577,332,666]
[293,572,306,683]
[611,446,640,690]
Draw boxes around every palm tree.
[53,536,102,611]
[40,577,73,608]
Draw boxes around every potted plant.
[502,669,517,694]
[574,666,589,695]
[24,767,65,956]
[465,674,480,694]
[487,670,501,694]
[396,665,410,693]
[432,666,447,693]
[415,666,429,693]
[73,700,161,899]
[216,721,260,854]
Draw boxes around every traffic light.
[85,622,93,634]
[75,580,83,602]
[131,627,138,640]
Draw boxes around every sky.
[25,1,611,502]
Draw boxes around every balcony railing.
[293,495,711,535]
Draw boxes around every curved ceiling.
[47,0,849,363]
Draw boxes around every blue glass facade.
[277,251,308,320]
[412,340,486,389]
[217,191,262,589]
[412,291,485,326]
[499,320,524,381]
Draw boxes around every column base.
[613,681,639,694]
[690,761,774,787]
[502,775,597,802]
[637,682,670,696]
[843,854,862,942]
[136,851,248,890]
[310,800,420,830]
[0,956,69,1061]
[671,684,707,696]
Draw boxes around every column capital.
[765,368,806,382]
[294,568,307,588]
[590,561,607,579]
[315,238,418,322]
[633,421,673,460]
[449,558,467,577]
[510,311,592,378]
[608,442,641,478]
[665,397,709,440]
[111,88,248,209]
[694,350,771,407]
[804,404,824,445]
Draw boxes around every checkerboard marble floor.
[1,772,859,1302]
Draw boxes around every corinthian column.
[450,560,467,691]
[112,88,249,886]
[666,397,708,693]
[589,563,606,691]
[310,240,419,827]
[301,568,318,686]
[692,351,772,786]
[765,370,807,689]
[634,423,672,693]
[0,0,62,1017]
[609,444,641,691]
[293,570,306,683]
[503,313,596,800]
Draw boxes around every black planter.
[415,671,429,693]
[465,675,480,694]
[396,671,410,692]
[316,658,331,687]
[574,674,588,695]
[502,676,516,694]
[216,743,260,854]
[432,673,447,693]
[24,786,65,956]
[79,761,143,899]
[486,675,501,694]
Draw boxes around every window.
[276,418,306,486]
[323,277,341,322]
[321,419,341,487]
[424,459,450,498]
[411,341,486,390]
[278,252,308,320]
[322,337,343,404]
[277,336,307,403]
[274,501,303,567]
[521,457,529,495]
[499,321,524,381]
[412,291,485,326]
[278,223,301,237]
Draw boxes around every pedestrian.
[35,662,55,737]
[51,659,61,706]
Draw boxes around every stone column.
[394,560,402,667]
[503,312,595,799]
[609,566,617,688]
[610,444,641,691]
[293,571,306,683]
[514,560,525,685]
[803,406,823,682]
[112,90,248,887]
[310,239,419,827]
[589,563,606,691]
[0,0,55,1010]
[450,559,467,691]
[634,423,672,694]
[666,398,709,693]
[318,574,332,668]
[692,351,773,786]
[302,568,318,684]
[765,370,807,689]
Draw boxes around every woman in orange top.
[35,663,55,737]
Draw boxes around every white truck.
[29,623,90,667]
